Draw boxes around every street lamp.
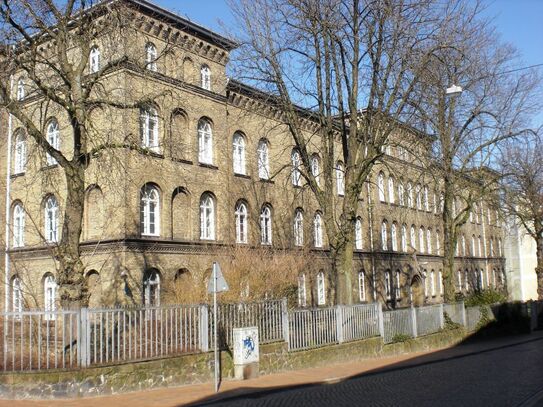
[446,84,463,96]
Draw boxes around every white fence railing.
[4,299,499,371]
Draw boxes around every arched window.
[317,271,326,305]
[388,177,395,204]
[200,65,211,90]
[407,182,413,208]
[436,230,441,256]
[439,193,444,213]
[44,274,56,320]
[418,227,425,254]
[415,184,422,210]
[354,217,363,250]
[298,274,307,307]
[474,203,480,224]
[12,203,25,248]
[457,270,463,292]
[381,220,388,250]
[291,150,302,186]
[140,185,160,236]
[257,140,270,180]
[461,235,466,256]
[498,239,502,257]
[378,172,386,202]
[471,235,476,256]
[14,131,26,174]
[232,132,246,174]
[11,276,22,313]
[385,270,392,300]
[423,270,428,297]
[336,161,345,196]
[44,196,59,243]
[143,269,160,307]
[453,199,457,217]
[398,182,405,206]
[311,155,321,187]
[235,201,248,243]
[433,192,437,214]
[145,42,157,71]
[430,270,436,296]
[89,46,100,73]
[410,225,416,251]
[46,119,59,166]
[198,119,213,164]
[489,238,494,257]
[426,228,432,254]
[469,208,474,223]
[140,107,159,151]
[313,212,323,248]
[464,269,470,291]
[438,270,443,296]
[395,270,401,299]
[16,78,25,101]
[200,193,215,240]
[423,186,429,211]
[293,209,304,246]
[478,269,484,290]
[260,205,272,245]
[478,236,482,257]
[391,222,398,251]
[401,224,407,252]
[358,271,366,302]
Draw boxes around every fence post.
[281,298,289,346]
[439,303,445,329]
[78,308,89,368]
[411,306,418,338]
[336,306,344,344]
[376,303,384,338]
[461,301,467,327]
[199,304,209,352]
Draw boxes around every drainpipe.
[4,74,14,311]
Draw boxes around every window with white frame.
[395,270,401,299]
[487,207,491,225]
[410,225,416,251]
[12,276,22,313]
[358,271,366,302]
[311,155,321,186]
[291,150,302,186]
[423,270,428,297]
[257,140,270,180]
[140,185,160,236]
[12,203,25,248]
[452,199,457,217]
[461,235,466,256]
[436,230,441,255]
[378,172,386,202]
[479,269,484,290]
[314,212,323,248]
[498,239,502,257]
[198,119,213,164]
[140,107,159,151]
[489,238,494,256]
[388,177,395,204]
[457,270,463,291]
[381,220,388,250]
[200,65,211,90]
[433,192,437,214]
[14,131,26,174]
[317,271,326,305]
[440,193,444,213]
[407,182,413,208]
[391,222,398,251]
[232,133,246,174]
[294,209,304,246]
[401,224,407,252]
[478,236,482,257]
[471,235,476,256]
[465,270,470,291]
[46,119,59,166]
[355,217,363,250]
[145,42,157,71]
[16,78,25,101]
[416,184,422,210]
[89,46,100,73]
[44,274,56,320]
[200,194,215,240]
[385,271,392,300]
[143,269,160,307]
[298,274,307,307]
[235,201,248,243]
[44,196,59,243]
[398,182,405,206]
[260,205,272,245]
[336,161,345,196]
[430,270,436,296]
[423,186,429,211]
[419,227,425,254]
[474,203,479,224]
[426,228,432,254]
[438,270,443,295]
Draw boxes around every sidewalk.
[2,331,543,407]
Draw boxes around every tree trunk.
[442,181,457,303]
[536,236,543,301]
[55,164,87,308]
[332,238,354,305]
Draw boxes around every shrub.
[391,333,412,343]
[464,289,506,307]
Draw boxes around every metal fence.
[465,306,484,332]
[444,302,465,326]
[288,307,338,351]
[339,303,380,343]
[383,308,414,343]
[416,305,443,337]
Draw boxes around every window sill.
[141,233,160,238]
[42,164,59,171]
[141,150,163,159]
[10,172,25,179]
[259,178,274,184]
[199,163,218,170]
[172,158,193,165]
[200,237,216,242]
[234,173,251,180]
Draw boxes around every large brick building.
[1,0,505,312]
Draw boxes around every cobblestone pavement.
[200,337,543,407]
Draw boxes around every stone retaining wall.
[0,327,468,399]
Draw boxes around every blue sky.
[156,0,543,126]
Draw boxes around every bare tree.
[500,133,543,300]
[411,1,540,302]
[0,0,173,307]
[229,0,481,304]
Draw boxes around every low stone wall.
[0,327,467,399]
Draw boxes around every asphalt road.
[202,338,543,407]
